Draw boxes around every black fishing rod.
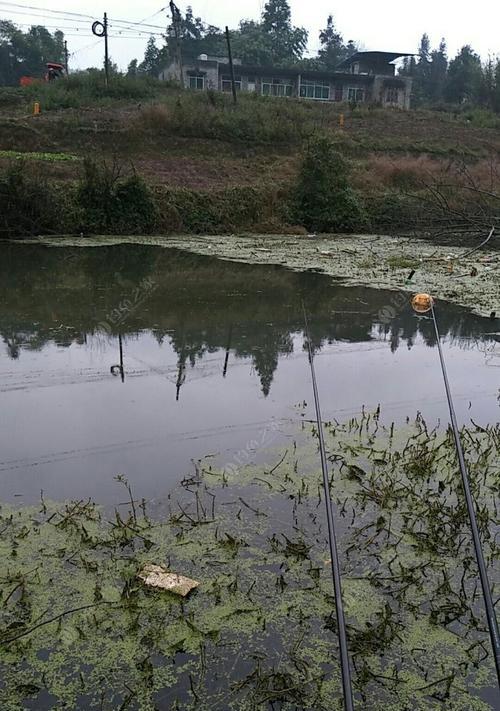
[302,303,355,711]
[413,294,500,687]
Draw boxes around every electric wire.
[302,302,355,711]
[430,302,500,688]
[0,1,167,30]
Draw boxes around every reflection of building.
[159,51,413,109]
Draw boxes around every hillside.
[1,78,500,237]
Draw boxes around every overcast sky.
[2,0,499,71]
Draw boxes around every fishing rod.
[412,293,500,688]
[302,302,355,711]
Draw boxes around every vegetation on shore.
[1,77,500,238]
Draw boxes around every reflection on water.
[0,243,498,504]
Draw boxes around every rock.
[137,564,200,597]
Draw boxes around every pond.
[0,242,499,710]
[0,242,498,505]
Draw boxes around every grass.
[0,149,79,162]
[1,76,500,236]
[386,255,420,269]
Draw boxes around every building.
[159,51,413,109]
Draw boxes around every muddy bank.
[29,233,500,318]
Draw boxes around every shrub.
[293,135,366,233]
[77,159,158,234]
[0,162,71,237]
[22,73,168,111]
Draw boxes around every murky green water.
[0,242,498,504]
[0,243,499,710]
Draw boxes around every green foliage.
[317,14,357,70]
[445,45,484,104]
[158,185,280,233]
[21,72,166,109]
[0,161,69,237]
[0,86,25,106]
[261,0,307,64]
[0,20,64,86]
[0,418,497,709]
[138,92,314,144]
[0,149,78,161]
[138,36,161,77]
[294,136,366,232]
[77,160,158,234]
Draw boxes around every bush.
[293,135,366,233]
[0,87,25,107]
[22,73,168,111]
[0,162,72,237]
[77,159,159,234]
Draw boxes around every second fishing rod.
[302,302,354,711]
[414,294,500,688]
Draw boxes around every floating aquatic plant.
[0,413,498,710]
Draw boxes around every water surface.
[0,242,498,505]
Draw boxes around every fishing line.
[413,294,500,688]
[302,302,354,711]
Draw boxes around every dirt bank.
[30,232,500,318]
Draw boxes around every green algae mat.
[0,413,499,710]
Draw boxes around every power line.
[0,7,92,24]
[0,1,94,20]
[0,1,167,30]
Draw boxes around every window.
[351,63,360,75]
[221,74,242,92]
[189,74,205,90]
[348,87,365,103]
[261,78,293,97]
[386,87,399,104]
[300,80,330,100]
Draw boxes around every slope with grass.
[1,76,500,237]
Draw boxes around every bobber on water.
[411,293,434,314]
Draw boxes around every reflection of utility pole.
[110,333,125,382]
[169,1,184,88]
[175,359,186,401]
[223,324,233,377]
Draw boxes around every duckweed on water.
[0,412,498,710]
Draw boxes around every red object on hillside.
[19,62,66,86]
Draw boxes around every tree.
[493,60,500,113]
[261,0,307,64]
[445,45,483,104]
[232,20,274,66]
[163,4,225,62]
[413,33,432,103]
[429,38,448,102]
[127,59,138,78]
[139,36,161,76]
[0,20,65,85]
[294,136,366,233]
[317,15,357,70]
[481,55,496,108]
[317,15,344,69]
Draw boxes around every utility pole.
[225,26,237,105]
[91,14,109,87]
[64,40,69,75]
[103,12,109,88]
[169,1,184,88]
